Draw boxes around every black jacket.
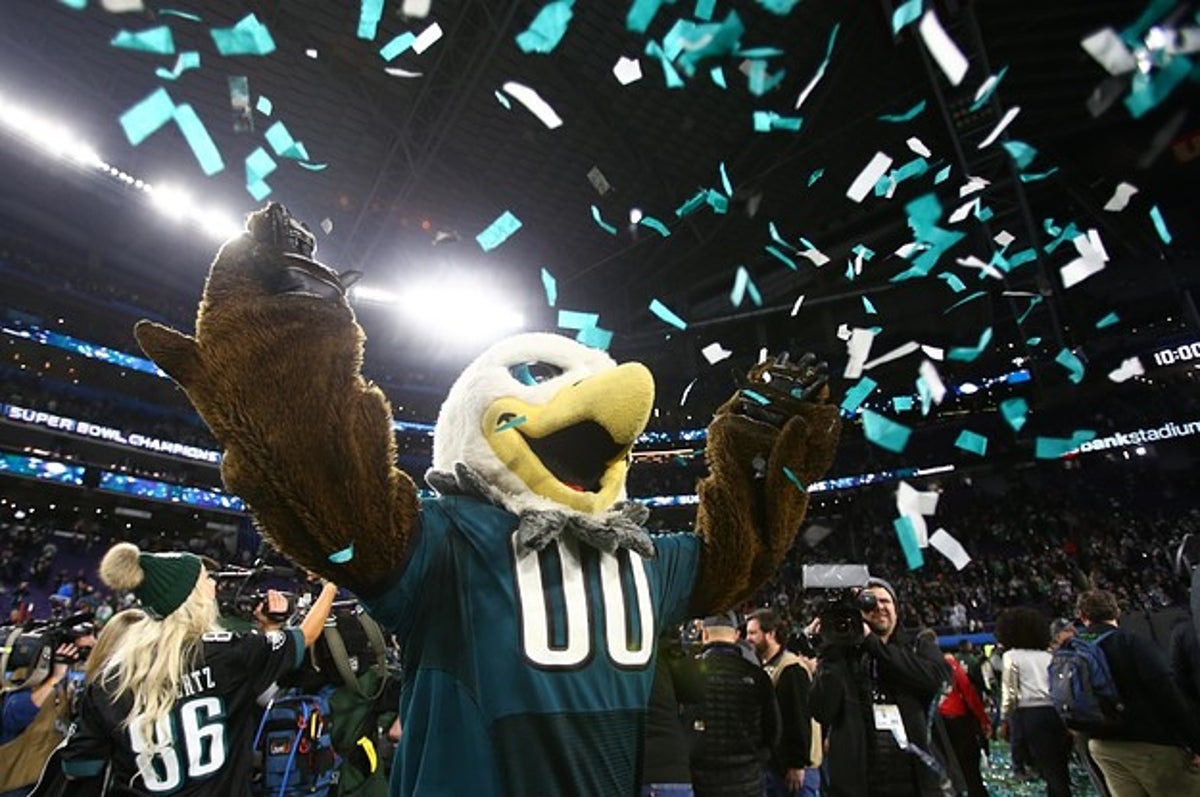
[809,629,950,797]
[1088,622,1200,753]
[642,644,697,786]
[688,642,780,796]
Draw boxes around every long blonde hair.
[99,581,222,747]
[84,608,148,684]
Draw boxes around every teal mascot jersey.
[135,204,841,796]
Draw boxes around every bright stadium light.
[396,276,524,342]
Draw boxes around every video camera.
[802,565,877,650]
[0,610,95,689]
[210,561,298,623]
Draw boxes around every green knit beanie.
[100,543,202,619]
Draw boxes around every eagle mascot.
[134,204,841,796]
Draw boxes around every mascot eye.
[508,361,563,386]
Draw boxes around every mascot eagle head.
[431,333,654,518]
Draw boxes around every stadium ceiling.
[0,0,1196,401]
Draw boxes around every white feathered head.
[431,333,655,516]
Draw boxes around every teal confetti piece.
[112,26,175,55]
[246,146,277,179]
[742,389,770,405]
[328,543,355,564]
[757,0,801,14]
[675,189,707,218]
[862,410,912,453]
[626,0,664,33]
[558,309,600,329]
[495,90,512,109]
[590,204,618,235]
[649,299,688,330]
[1007,248,1037,268]
[1124,53,1192,118]
[1026,336,1042,346]
[955,429,988,456]
[937,272,967,293]
[807,168,824,186]
[968,65,1008,111]
[640,215,671,237]
[1035,430,1095,460]
[705,189,729,215]
[710,66,727,88]
[357,0,384,40]
[768,222,796,252]
[1121,0,1178,47]
[765,245,798,270]
[1096,312,1120,329]
[1016,295,1043,325]
[746,60,787,97]
[255,95,273,116]
[999,397,1028,432]
[119,87,176,146]
[753,111,803,132]
[863,296,878,315]
[516,0,575,54]
[676,11,747,75]
[695,0,717,20]
[893,516,925,570]
[495,415,528,432]
[159,9,203,21]
[58,0,86,8]
[1055,348,1085,384]
[781,465,806,492]
[1149,205,1173,244]
[264,121,302,158]
[891,0,923,33]
[933,164,951,184]
[878,99,926,123]
[172,104,224,176]
[840,376,878,415]
[947,327,993,363]
[541,267,557,307]
[211,13,276,56]
[943,290,986,314]
[476,210,522,251]
[892,395,914,412]
[1002,140,1037,170]
[576,325,613,351]
[380,32,417,61]
[155,51,200,81]
[916,376,933,416]
[645,40,684,88]
[718,162,734,197]
[1019,167,1058,183]
[247,179,272,201]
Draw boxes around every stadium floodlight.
[349,284,400,304]
[395,275,524,343]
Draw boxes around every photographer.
[808,577,950,797]
[1,637,92,745]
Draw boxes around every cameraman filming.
[807,577,949,797]
[1,631,94,744]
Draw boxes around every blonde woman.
[60,543,337,795]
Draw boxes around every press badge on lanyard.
[873,703,908,747]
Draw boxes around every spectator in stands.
[60,542,338,795]
[996,607,1072,797]
[688,612,779,797]
[746,608,819,797]
[1079,589,1200,796]
[808,578,949,797]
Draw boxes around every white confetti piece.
[1108,357,1144,383]
[413,22,443,53]
[402,0,432,17]
[101,0,145,11]
[864,341,919,371]
[1084,229,1109,262]
[930,528,971,570]
[799,247,830,267]
[948,198,978,224]
[613,56,643,85]
[898,481,940,517]
[836,324,852,341]
[844,327,876,379]
[1061,231,1108,289]
[956,255,1003,280]
[906,136,931,158]
[918,360,947,403]
[919,10,968,86]
[305,48,319,59]
[993,230,1015,247]
[758,348,770,364]
[919,345,944,361]
[958,176,989,197]
[701,341,732,364]
[1081,28,1137,75]
[385,67,424,78]
[790,294,805,316]
[502,81,563,129]
[320,217,333,234]
[680,377,697,406]
[972,72,1001,104]
[1103,181,1138,212]
[846,152,893,203]
[976,106,1020,149]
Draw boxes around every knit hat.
[100,543,202,619]
[702,610,739,629]
[864,576,898,604]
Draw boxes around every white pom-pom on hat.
[100,542,145,593]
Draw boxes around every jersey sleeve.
[60,685,113,779]
[237,628,305,698]
[359,501,449,639]
[647,533,701,628]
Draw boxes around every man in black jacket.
[688,612,780,797]
[1077,589,1200,796]
[808,577,950,797]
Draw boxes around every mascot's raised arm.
[136,203,841,797]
